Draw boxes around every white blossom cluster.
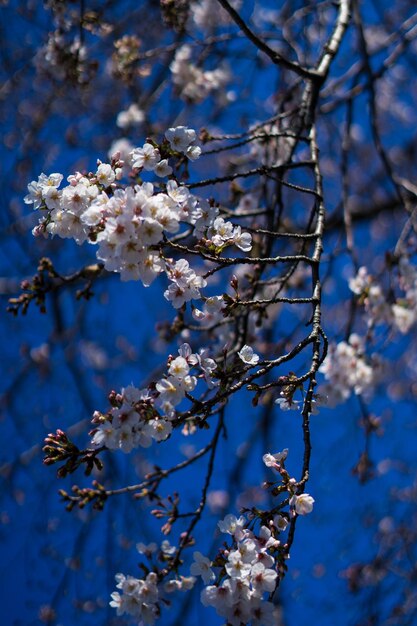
[188,452,310,625]
[108,450,314,625]
[207,216,252,252]
[91,384,171,452]
[90,343,217,452]
[262,450,315,516]
[156,342,218,416]
[110,569,196,625]
[349,266,392,328]
[110,571,160,624]
[189,0,242,31]
[319,334,383,406]
[191,294,225,324]
[349,263,417,334]
[116,103,145,129]
[34,30,88,81]
[193,514,285,626]
[170,44,231,104]
[394,256,417,332]
[24,127,252,309]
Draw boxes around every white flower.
[122,385,145,404]
[262,449,288,467]
[166,180,190,204]
[96,163,115,186]
[154,159,173,177]
[61,183,89,214]
[164,260,207,308]
[256,525,280,551]
[164,283,187,309]
[147,418,172,442]
[237,193,258,214]
[178,342,193,359]
[156,376,185,406]
[236,537,257,564]
[81,196,106,225]
[110,572,160,623]
[168,356,189,379]
[186,144,202,160]
[161,540,176,555]
[91,423,118,449]
[225,551,252,579]
[209,217,234,247]
[290,493,315,515]
[108,137,135,164]
[109,591,124,615]
[201,583,234,609]
[232,226,252,252]
[275,397,301,411]
[238,345,259,365]
[43,185,62,210]
[25,179,45,208]
[178,576,196,591]
[130,143,160,171]
[250,562,277,594]
[392,303,415,334]
[136,542,157,555]
[39,172,64,189]
[165,126,197,152]
[190,551,215,584]
[139,217,163,245]
[118,423,138,453]
[349,266,371,295]
[319,334,381,406]
[218,513,246,539]
[164,579,183,593]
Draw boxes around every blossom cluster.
[116,103,145,129]
[90,384,169,453]
[191,294,226,324]
[90,343,217,452]
[188,451,314,626]
[349,262,417,334]
[34,26,94,85]
[262,450,315,516]
[25,127,252,309]
[110,571,161,624]
[194,515,282,626]
[108,448,314,625]
[110,541,196,625]
[170,44,231,104]
[319,334,383,406]
[189,0,242,31]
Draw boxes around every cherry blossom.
[290,493,315,516]
[262,449,288,468]
[238,345,260,365]
[190,551,216,584]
